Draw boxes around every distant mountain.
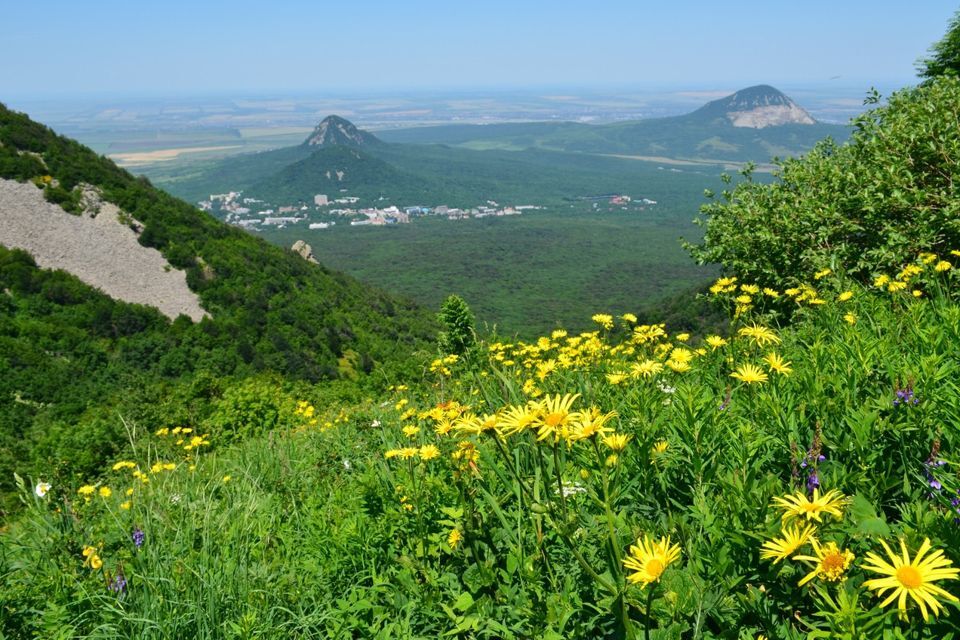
[378,85,847,163]
[303,115,381,148]
[688,85,816,128]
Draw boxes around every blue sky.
[1,1,957,96]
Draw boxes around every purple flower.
[806,471,820,493]
[132,527,145,548]
[893,386,918,407]
[109,571,127,594]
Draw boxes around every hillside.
[378,85,848,162]
[0,103,435,511]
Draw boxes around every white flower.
[558,482,586,498]
[35,481,51,498]
[657,382,676,394]
[342,459,352,470]
[371,420,382,428]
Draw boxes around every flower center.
[896,565,923,589]
[645,558,665,578]
[821,552,847,579]
[545,413,564,427]
[802,503,820,512]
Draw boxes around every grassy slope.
[0,104,436,511]
[4,268,959,638]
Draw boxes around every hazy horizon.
[1,1,956,96]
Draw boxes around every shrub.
[688,77,960,290]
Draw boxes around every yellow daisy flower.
[773,488,848,523]
[760,523,816,564]
[862,538,959,622]
[793,540,854,586]
[623,534,682,587]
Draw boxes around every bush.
[688,77,960,289]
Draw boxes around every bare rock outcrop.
[0,178,207,321]
[291,240,319,264]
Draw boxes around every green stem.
[644,586,655,640]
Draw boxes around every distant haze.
[0,1,956,96]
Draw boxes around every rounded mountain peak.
[303,115,381,147]
[693,85,816,128]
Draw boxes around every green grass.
[4,263,960,638]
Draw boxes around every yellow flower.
[77,485,96,496]
[498,404,540,437]
[793,540,854,585]
[913,289,923,298]
[591,314,614,330]
[623,535,682,587]
[763,287,780,298]
[844,313,857,325]
[874,274,890,288]
[90,555,103,570]
[888,280,908,292]
[738,324,781,347]
[631,359,664,379]
[651,440,669,454]
[730,363,768,385]
[763,352,792,376]
[862,538,959,622]
[602,433,631,451]
[814,268,832,280]
[82,545,96,558]
[773,488,847,523]
[155,427,169,436]
[740,284,760,294]
[448,528,463,549]
[112,461,136,471]
[705,335,728,350]
[675,333,690,342]
[401,425,420,438]
[837,291,853,302]
[666,359,691,373]
[418,445,440,461]
[935,260,952,272]
[120,500,132,510]
[98,487,112,498]
[222,475,232,483]
[398,447,419,460]
[621,313,637,324]
[569,408,617,441]
[760,523,816,564]
[735,294,752,305]
[532,393,580,442]
[606,372,628,385]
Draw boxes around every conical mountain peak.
[303,115,381,147]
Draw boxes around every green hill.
[0,103,435,512]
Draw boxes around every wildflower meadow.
[3,253,960,639]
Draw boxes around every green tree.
[437,294,475,356]
[687,77,960,289]
[918,10,960,80]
